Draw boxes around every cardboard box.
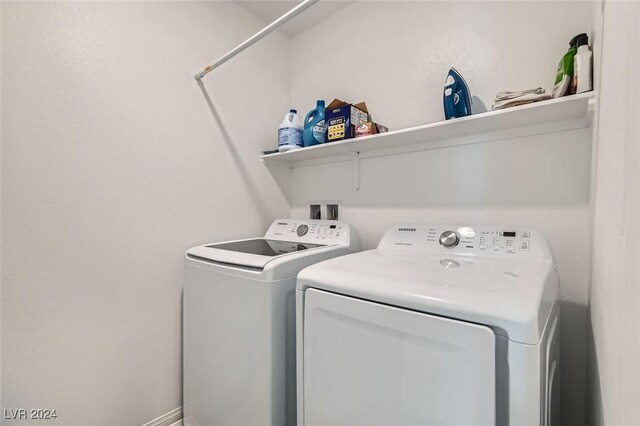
[355,122,389,138]
[325,99,369,142]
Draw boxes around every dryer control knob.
[297,224,309,237]
[439,230,460,248]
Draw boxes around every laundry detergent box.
[324,99,369,142]
[355,122,389,138]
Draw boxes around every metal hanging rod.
[194,0,319,81]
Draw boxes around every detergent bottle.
[278,109,304,152]
[303,100,326,147]
[552,33,584,98]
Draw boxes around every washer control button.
[296,224,309,237]
[520,240,530,251]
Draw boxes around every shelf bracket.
[334,147,360,190]
[352,154,360,191]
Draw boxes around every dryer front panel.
[302,288,496,426]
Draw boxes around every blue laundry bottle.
[303,100,325,147]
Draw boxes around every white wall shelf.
[261,93,595,174]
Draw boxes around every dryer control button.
[440,259,460,268]
[439,231,460,248]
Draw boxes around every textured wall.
[289,2,593,424]
[1,2,290,424]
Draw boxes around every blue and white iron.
[443,68,472,120]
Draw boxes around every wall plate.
[308,200,342,220]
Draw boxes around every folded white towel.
[492,88,551,110]
[494,87,546,101]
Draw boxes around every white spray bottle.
[573,34,592,94]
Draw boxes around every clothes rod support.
[194,0,319,80]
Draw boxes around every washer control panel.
[380,225,550,259]
[264,219,351,245]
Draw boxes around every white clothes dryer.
[184,219,359,426]
[296,224,559,426]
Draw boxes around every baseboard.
[141,407,182,426]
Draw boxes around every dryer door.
[302,288,496,426]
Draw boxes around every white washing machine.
[296,224,559,426]
[183,219,359,426]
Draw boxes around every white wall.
[1,2,290,425]
[288,2,593,424]
[588,1,640,425]
[3,1,617,425]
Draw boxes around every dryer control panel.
[379,224,552,260]
[264,219,353,246]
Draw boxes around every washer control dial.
[296,224,309,237]
[439,230,460,248]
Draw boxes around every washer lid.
[185,219,358,271]
[297,250,558,344]
[187,238,327,269]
